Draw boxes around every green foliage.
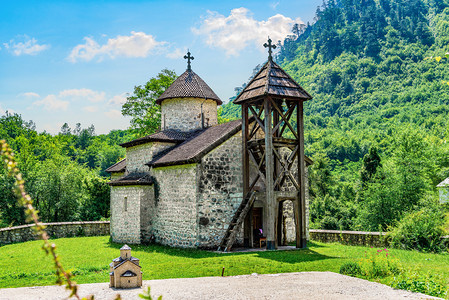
[339,262,362,276]
[389,273,448,298]
[80,176,110,221]
[388,206,447,253]
[139,286,162,300]
[360,147,381,186]
[357,248,401,278]
[121,69,177,137]
[340,248,401,279]
[340,247,448,297]
[28,156,88,222]
[0,113,131,227]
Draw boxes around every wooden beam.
[278,102,296,137]
[242,103,251,247]
[249,105,265,133]
[269,98,298,139]
[297,101,307,249]
[264,97,276,250]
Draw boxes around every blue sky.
[0,0,322,134]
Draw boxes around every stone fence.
[0,221,110,245]
[1,223,446,248]
[309,229,388,247]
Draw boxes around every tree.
[29,156,87,222]
[360,147,382,186]
[122,69,177,137]
[80,176,110,220]
[0,168,25,227]
[59,123,72,135]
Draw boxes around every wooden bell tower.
[233,38,313,250]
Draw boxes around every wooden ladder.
[217,191,256,252]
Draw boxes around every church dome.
[156,69,222,105]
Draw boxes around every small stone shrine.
[107,44,313,251]
[109,244,142,288]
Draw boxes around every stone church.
[107,50,312,249]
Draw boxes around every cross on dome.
[184,50,194,71]
[264,37,276,61]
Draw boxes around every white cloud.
[83,106,98,113]
[105,109,122,119]
[21,92,40,98]
[33,95,69,111]
[59,88,105,102]
[108,93,127,106]
[68,31,167,62]
[166,48,184,59]
[192,7,302,56]
[32,88,107,111]
[3,36,49,56]
[0,104,4,115]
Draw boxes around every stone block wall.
[161,98,217,132]
[309,229,388,247]
[140,186,156,244]
[110,185,154,244]
[0,221,110,245]
[151,164,198,247]
[126,142,174,174]
[197,132,244,248]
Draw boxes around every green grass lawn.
[0,236,448,296]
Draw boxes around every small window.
[124,196,128,212]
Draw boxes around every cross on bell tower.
[184,50,194,71]
[263,37,276,61]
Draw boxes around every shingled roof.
[107,173,153,186]
[148,119,242,167]
[105,159,126,173]
[156,69,222,105]
[233,59,312,104]
[120,129,198,148]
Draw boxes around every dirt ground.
[0,272,441,300]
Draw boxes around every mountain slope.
[220,0,449,231]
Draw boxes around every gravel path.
[0,272,441,300]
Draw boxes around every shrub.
[388,207,446,253]
[389,273,448,298]
[339,248,401,280]
[358,248,401,278]
[320,215,339,230]
[339,262,362,276]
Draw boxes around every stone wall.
[309,229,388,247]
[110,185,154,244]
[151,164,199,247]
[0,221,110,245]
[161,98,217,132]
[126,142,175,174]
[197,132,244,248]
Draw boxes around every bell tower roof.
[233,58,312,104]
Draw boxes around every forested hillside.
[221,0,449,241]
[0,113,132,227]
